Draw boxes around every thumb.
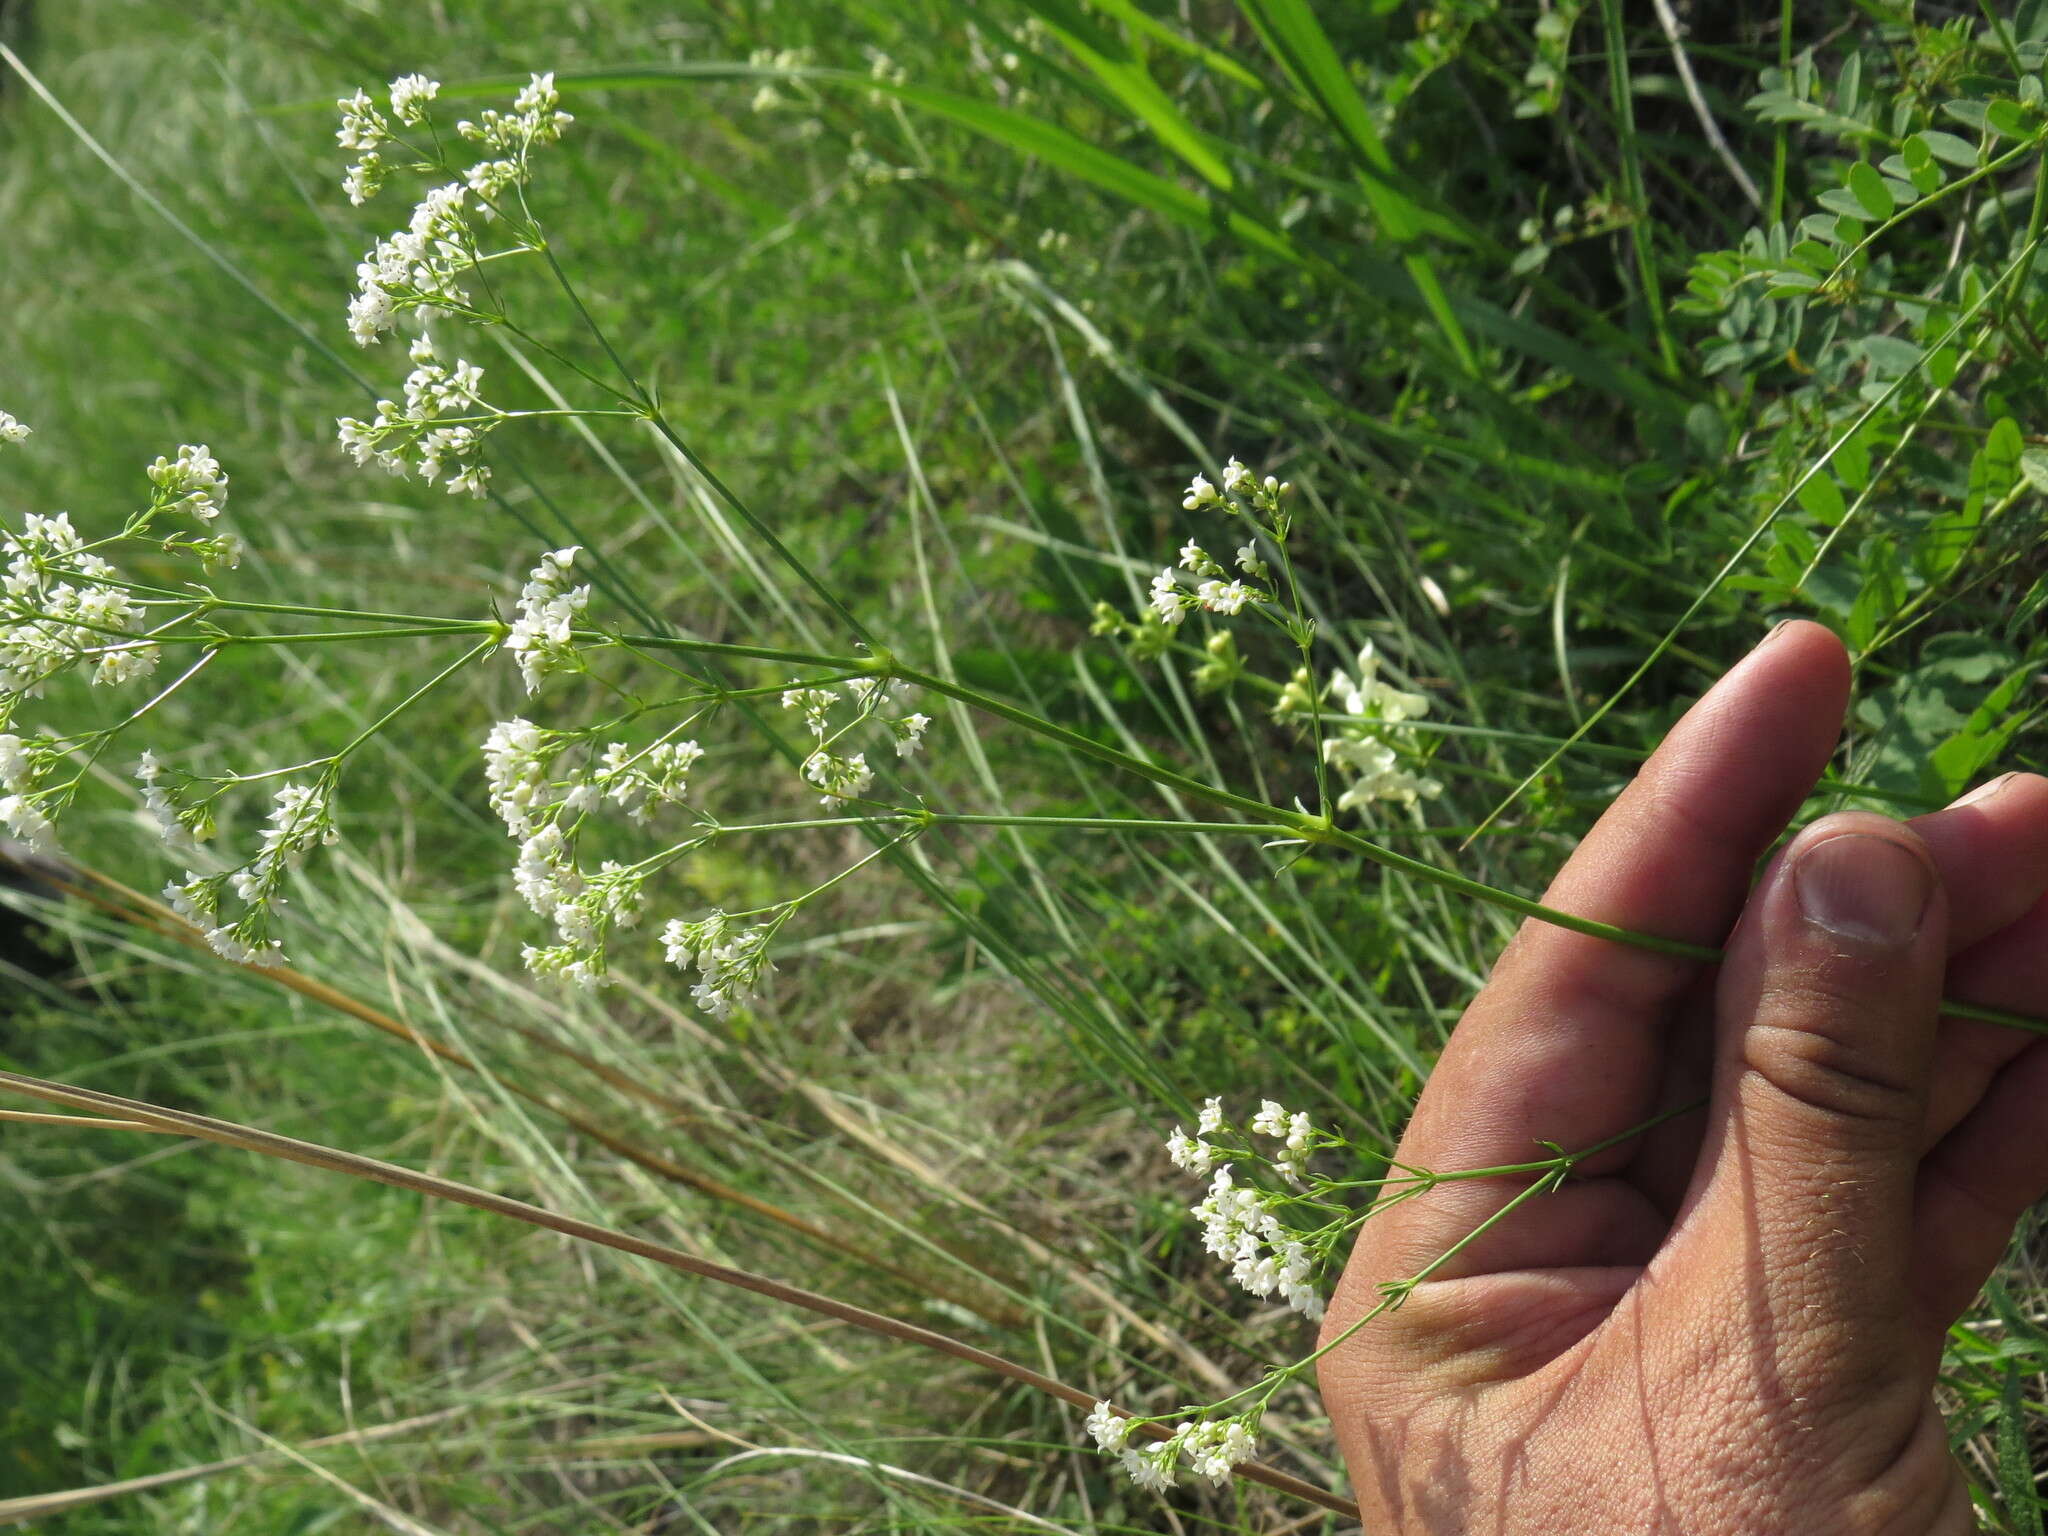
[1695,814,1945,1346]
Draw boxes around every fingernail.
[1794,834,1933,948]
[1951,773,2015,809]
[1761,619,1794,646]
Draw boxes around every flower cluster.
[524,857,648,989]
[1190,1166,1323,1320]
[481,712,709,990]
[337,75,443,204]
[1183,456,1291,519]
[336,336,495,495]
[781,676,930,807]
[0,511,158,696]
[0,730,57,853]
[659,913,778,1024]
[661,908,777,1019]
[1147,533,1269,628]
[347,181,476,346]
[1317,643,1443,814]
[342,71,568,211]
[135,748,210,850]
[1083,1401,1259,1493]
[144,443,228,522]
[162,779,339,968]
[482,717,563,838]
[455,71,575,165]
[1167,1096,1328,1319]
[746,47,815,114]
[503,546,589,693]
[481,719,614,987]
[598,737,704,823]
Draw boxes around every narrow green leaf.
[1010,0,1237,189]
[882,79,1300,261]
[1076,0,1266,89]
[1235,0,1421,241]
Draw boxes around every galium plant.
[7,14,2048,1522]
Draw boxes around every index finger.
[1392,621,1850,1184]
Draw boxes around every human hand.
[1318,622,2048,1534]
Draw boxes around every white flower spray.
[1098,454,1443,817]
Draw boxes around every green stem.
[1599,0,1679,376]
[330,639,495,766]
[585,632,2048,1034]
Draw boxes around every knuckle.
[1741,1017,1922,1128]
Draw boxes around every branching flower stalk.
[1084,1097,1701,1490]
[0,405,2039,1026]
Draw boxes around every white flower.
[846,675,901,710]
[336,89,388,154]
[0,733,37,794]
[388,74,440,124]
[1148,570,1188,626]
[134,750,195,847]
[0,412,30,445]
[145,444,229,520]
[1235,542,1269,579]
[226,780,337,914]
[347,183,475,345]
[196,532,243,572]
[1196,1097,1224,1136]
[456,71,574,155]
[1165,1128,1215,1176]
[1084,1401,1131,1452]
[890,712,931,757]
[502,545,589,693]
[1277,1242,1323,1321]
[597,737,703,821]
[781,685,839,731]
[0,793,54,852]
[513,824,574,915]
[0,514,158,694]
[1220,457,1253,495]
[801,749,873,805]
[1120,1446,1177,1493]
[1195,578,1252,616]
[163,874,216,925]
[342,156,385,206]
[482,717,556,836]
[465,158,520,199]
[204,925,284,968]
[1183,1419,1257,1483]
[1182,474,1219,511]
